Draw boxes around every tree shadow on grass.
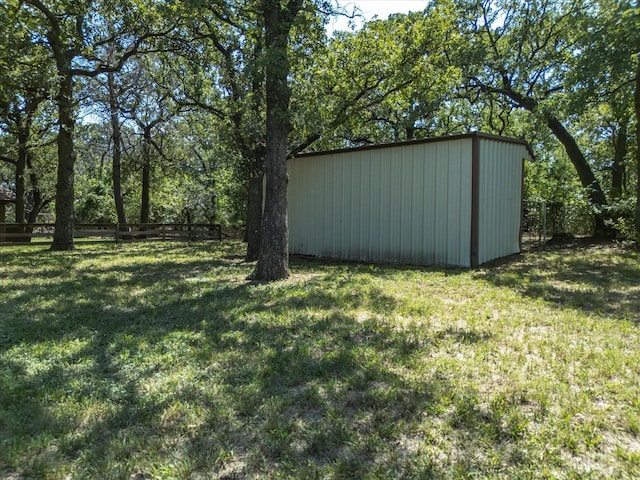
[474,244,640,323]
[1,244,539,478]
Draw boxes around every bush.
[605,196,638,246]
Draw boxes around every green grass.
[1,241,639,479]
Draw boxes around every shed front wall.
[288,139,474,266]
[477,139,526,264]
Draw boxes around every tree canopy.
[1,0,638,272]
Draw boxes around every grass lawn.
[1,241,639,479]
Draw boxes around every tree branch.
[70,26,180,77]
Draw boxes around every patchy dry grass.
[1,241,639,479]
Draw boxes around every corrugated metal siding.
[477,139,526,264]
[288,139,474,266]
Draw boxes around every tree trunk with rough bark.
[108,71,128,226]
[26,0,78,251]
[485,81,611,235]
[252,1,301,281]
[51,71,76,251]
[544,115,609,235]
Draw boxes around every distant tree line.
[1,0,638,279]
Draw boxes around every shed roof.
[294,131,535,161]
[0,185,16,203]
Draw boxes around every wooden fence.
[0,223,222,243]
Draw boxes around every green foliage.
[605,196,638,244]
[2,0,638,241]
[75,178,115,224]
[292,4,461,149]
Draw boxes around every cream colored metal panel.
[354,152,364,257]
[343,153,353,257]
[334,153,344,256]
[289,135,523,267]
[383,147,394,261]
[346,153,356,256]
[447,140,461,265]
[433,141,448,264]
[369,150,381,257]
[477,139,526,264]
[319,155,330,255]
[388,146,402,261]
[288,157,305,253]
[311,156,322,253]
[355,151,365,258]
[287,159,298,251]
[459,140,474,267]
[421,144,435,265]
[360,150,372,258]
[411,145,425,263]
[339,153,350,258]
[306,156,317,254]
[398,145,411,260]
[447,139,474,267]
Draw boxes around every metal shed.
[288,132,533,267]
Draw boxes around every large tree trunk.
[108,71,128,226]
[492,83,610,235]
[25,0,76,251]
[33,1,78,251]
[252,2,301,281]
[245,171,263,262]
[51,72,76,251]
[544,115,609,235]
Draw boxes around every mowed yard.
[1,240,639,479]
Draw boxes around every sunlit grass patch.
[1,241,639,479]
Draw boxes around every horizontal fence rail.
[0,223,222,243]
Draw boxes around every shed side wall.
[477,139,526,264]
[288,139,473,266]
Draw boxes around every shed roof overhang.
[293,131,536,161]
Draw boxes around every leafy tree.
[456,0,611,233]
[172,1,268,260]
[291,5,460,149]
[572,0,639,238]
[16,0,177,249]
[121,62,179,224]
[107,68,128,226]
[251,0,304,280]
[74,122,114,224]
[0,0,55,229]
